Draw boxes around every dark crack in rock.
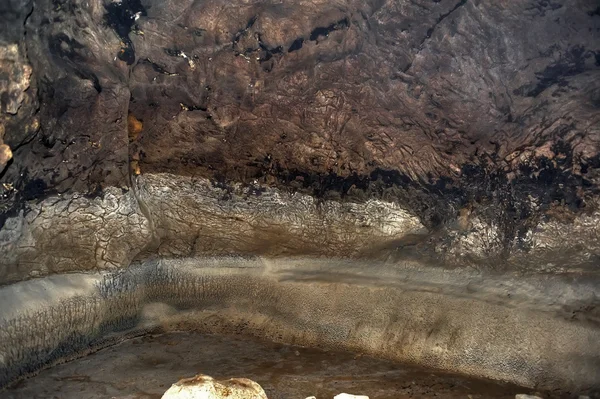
[104,0,147,65]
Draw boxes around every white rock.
[334,394,370,399]
[161,374,268,399]
[515,395,543,399]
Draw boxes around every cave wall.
[1,0,600,282]
[2,172,600,284]
[1,0,600,392]
[1,258,600,391]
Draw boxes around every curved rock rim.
[1,256,599,394]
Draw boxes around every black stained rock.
[0,0,599,263]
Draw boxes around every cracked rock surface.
[0,0,600,394]
[0,187,152,283]
[1,258,599,392]
[137,173,425,258]
[0,0,599,280]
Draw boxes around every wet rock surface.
[4,331,537,399]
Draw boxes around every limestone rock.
[0,0,598,274]
[161,374,268,399]
[334,394,370,399]
[0,0,598,282]
[0,143,11,172]
[0,44,31,115]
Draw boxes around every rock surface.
[3,170,600,283]
[0,1,600,396]
[161,374,267,399]
[1,258,600,392]
[0,0,598,280]
[4,331,542,399]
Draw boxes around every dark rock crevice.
[422,0,467,45]
[103,0,147,65]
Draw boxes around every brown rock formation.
[0,2,599,391]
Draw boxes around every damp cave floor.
[5,331,541,399]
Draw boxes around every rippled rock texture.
[0,0,600,394]
[1,258,599,392]
[1,0,600,280]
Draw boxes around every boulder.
[161,374,268,399]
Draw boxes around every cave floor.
[5,331,539,399]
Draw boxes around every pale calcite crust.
[162,375,267,399]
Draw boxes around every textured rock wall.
[0,173,426,283]
[2,172,600,284]
[137,173,425,258]
[1,0,599,392]
[1,0,599,276]
[0,187,152,283]
[1,258,599,392]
